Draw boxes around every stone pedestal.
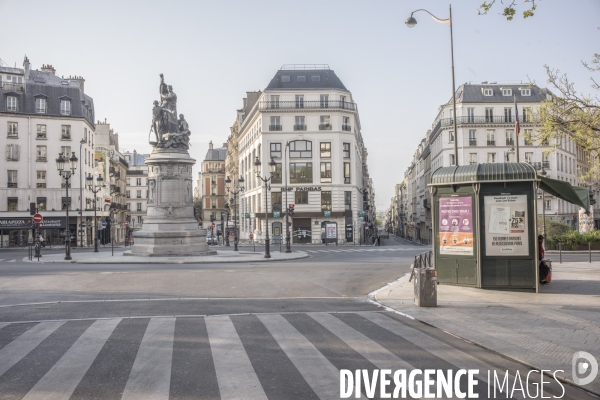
[130,147,215,256]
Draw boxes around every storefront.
[0,217,34,248]
[292,218,312,244]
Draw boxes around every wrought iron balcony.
[36,183,46,188]
[109,167,115,176]
[36,157,47,162]
[542,161,550,169]
[342,124,351,131]
[8,182,17,188]
[259,100,358,111]
[506,139,515,146]
[469,139,477,146]
[269,125,282,131]
[440,115,539,126]
[294,125,307,131]
[0,82,24,92]
[114,171,121,179]
[487,140,496,146]
[319,124,332,130]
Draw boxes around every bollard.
[589,243,592,263]
[559,243,562,264]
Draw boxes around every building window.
[289,140,312,157]
[467,107,475,122]
[35,98,47,113]
[344,191,352,211]
[343,143,350,158]
[60,99,71,115]
[138,216,143,224]
[506,130,515,146]
[61,125,71,140]
[523,107,533,122]
[37,197,46,211]
[524,129,533,145]
[61,176,71,189]
[36,145,47,162]
[271,192,282,212]
[295,191,308,204]
[6,144,19,161]
[269,95,279,109]
[281,75,290,83]
[320,142,331,158]
[270,143,282,158]
[485,107,494,122]
[321,191,332,211]
[342,116,351,131]
[126,190,131,198]
[449,131,454,143]
[319,115,331,130]
[296,75,306,82]
[320,162,332,183]
[37,124,47,139]
[8,197,18,211]
[60,146,72,159]
[137,190,142,199]
[136,178,142,185]
[525,152,533,164]
[36,171,46,188]
[137,203,142,212]
[6,96,17,112]
[269,116,281,131]
[521,88,531,96]
[311,75,321,82]
[7,122,18,137]
[295,95,304,109]
[483,88,493,96]
[289,162,313,183]
[294,116,306,131]
[502,88,512,96]
[487,129,495,145]
[544,199,551,210]
[468,130,477,146]
[487,153,496,163]
[504,107,512,122]
[469,153,477,165]
[450,154,455,166]
[272,163,282,184]
[320,94,329,108]
[7,170,17,188]
[344,162,351,184]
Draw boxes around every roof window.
[297,75,306,82]
[483,88,493,96]
[311,75,321,82]
[520,88,531,96]
[281,75,290,83]
[501,88,512,96]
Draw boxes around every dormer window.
[502,88,512,96]
[35,97,47,113]
[311,75,321,82]
[483,88,493,96]
[281,75,290,83]
[60,99,71,115]
[297,75,306,82]
[520,88,531,96]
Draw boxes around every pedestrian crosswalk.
[304,246,424,255]
[0,311,574,399]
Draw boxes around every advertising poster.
[484,195,529,256]
[94,149,108,181]
[438,197,473,255]
[326,223,337,239]
[578,207,594,232]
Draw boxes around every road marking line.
[0,321,65,377]
[22,319,121,400]
[7,259,15,263]
[0,259,5,262]
[121,318,176,400]
[206,316,267,400]
[258,314,339,400]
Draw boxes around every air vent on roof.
[61,81,69,85]
[33,77,45,83]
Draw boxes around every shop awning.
[539,176,589,210]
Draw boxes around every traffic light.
[288,204,295,216]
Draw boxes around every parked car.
[206,233,217,245]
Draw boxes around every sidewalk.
[24,248,309,264]
[376,261,600,395]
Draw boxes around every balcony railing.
[487,140,496,146]
[36,157,47,162]
[319,124,331,130]
[440,115,539,127]
[542,161,550,169]
[109,167,115,176]
[115,171,121,179]
[37,183,46,188]
[269,125,282,131]
[0,82,25,92]
[259,100,358,111]
[469,139,477,146]
[506,139,515,146]
[342,124,351,131]
[294,124,307,131]
[8,182,17,188]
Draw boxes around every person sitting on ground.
[538,234,550,284]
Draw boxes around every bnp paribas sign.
[282,187,322,191]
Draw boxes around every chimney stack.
[209,141,213,150]
[133,149,137,166]
[23,56,30,80]
[68,75,85,94]
[41,64,56,75]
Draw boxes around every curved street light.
[406,5,459,166]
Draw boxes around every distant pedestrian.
[377,234,381,246]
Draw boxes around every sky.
[2,0,599,210]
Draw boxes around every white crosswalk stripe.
[206,316,267,400]
[22,319,121,400]
[0,259,5,262]
[121,317,176,400]
[0,321,65,376]
[7,259,16,263]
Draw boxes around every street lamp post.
[79,139,86,248]
[86,173,104,252]
[406,5,458,166]
[254,157,277,259]
[284,141,292,253]
[224,202,230,246]
[225,175,245,251]
[539,167,547,248]
[56,152,78,260]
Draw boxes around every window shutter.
[15,144,20,161]
[5,145,10,160]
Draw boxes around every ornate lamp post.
[86,173,104,252]
[284,141,292,253]
[56,152,78,260]
[406,5,458,166]
[225,175,244,251]
[539,167,547,248]
[79,138,86,248]
[254,156,277,259]
[224,202,230,246]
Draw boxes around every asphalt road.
[0,239,594,399]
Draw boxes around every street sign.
[273,211,281,218]
[124,222,129,227]
[324,210,331,218]
[358,211,366,217]
[33,213,43,224]
[211,222,215,228]
[245,213,251,218]
[101,220,107,228]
